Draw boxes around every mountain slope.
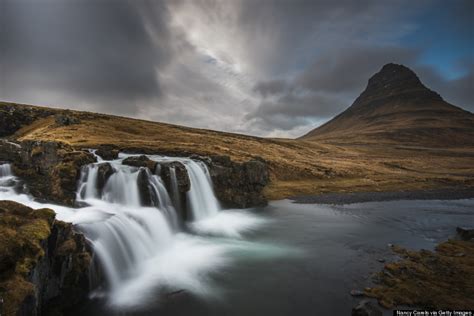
[301,63,474,146]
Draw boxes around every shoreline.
[290,187,474,205]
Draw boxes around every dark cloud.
[415,63,474,112]
[253,79,289,98]
[0,0,171,114]
[0,0,472,137]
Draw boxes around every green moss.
[0,201,55,315]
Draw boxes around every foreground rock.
[364,236,474,309]
[10,141,96,206]
[0,201,91,315]
[207,155,269,208]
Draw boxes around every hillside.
[301,63,474,147]
[1,64,473,199]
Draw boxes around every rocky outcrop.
[159,162,190,194]
[206,155,269,208]
[95,145,119,161]
[122,155,157,172]
[0,201,91,316]
[97,163,114,192]
[10,141,96,206]
[159,161,190,222]
[0,102,57,137]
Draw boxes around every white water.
[0,154,265,309]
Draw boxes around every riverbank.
[291,187,474,205]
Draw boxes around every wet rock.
[122,155,157,172]
[351,300,382,316]
[97,163,114,192]
[0,140,22,162]
[159,161,190,223]
[95,146,119,161]
[10,141,96,206]
[160,161,191,193]
[456,227,474,241]
[0,201,91,316]
[208,155,269,208]
[137,168,153,206]
[377,258,385,263]
[54,114,80,126]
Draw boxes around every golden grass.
[5,101,474,199]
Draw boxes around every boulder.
[0,201,91,315]
[97,163,114,192]
[122,155,157,172]
[95,146,119,161]
[351,300,382,316]
[137,168,153,206]
[207,155,269,208]
[159,161,191,193]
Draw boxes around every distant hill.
[300,63,474,147]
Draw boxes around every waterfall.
[184,160,221,220]
[0,154,264,309]
[0,163,13,177]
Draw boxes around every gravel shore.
[290,187,474,204]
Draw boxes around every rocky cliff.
[0,201,91,316]
[206,155,269,208]
[0,140,96,206]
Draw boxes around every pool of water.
[78,198,474,316]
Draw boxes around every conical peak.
[354,63,442,105]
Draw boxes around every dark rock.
[351,300,383,316]
[95,146,119,161]
[208,155,269,208]
[159,161,190,223]
[0,201,91,316]
[456,227,474,241]
[0,102,56,137]
[10,141,96,206]
[97,163,114,192]
[377,258,385,263]
[160,161,191,193]
[137,168,153,206]
[54,114,80,126]
[0,140,22,162]
[122,155,157,172]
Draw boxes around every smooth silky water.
[0,158,473,315]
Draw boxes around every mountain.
[301,63,474,146]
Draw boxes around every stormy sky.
[1,0,473,138]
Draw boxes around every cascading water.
[185,160,221,220]
[0,154,265,310]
